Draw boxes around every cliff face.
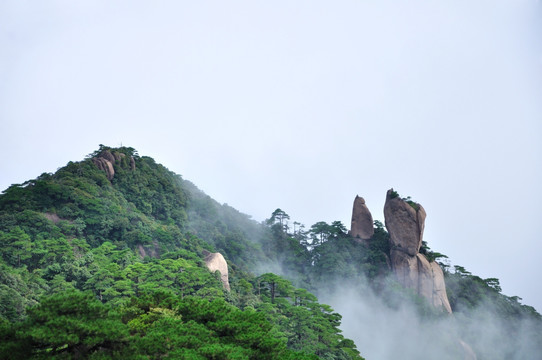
[350,196,374,242]
[384,189,452,313]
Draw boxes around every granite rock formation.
[100,149,116,164]
[384,190,426,256]
[350,196,374,242]
[384,189,452,314]
[92,149,136,181]
[92,157,115,180]
[203,250,230,291]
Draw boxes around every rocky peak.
[350,195,374,242]
[383,189,452,314]
[100,149,116,164]
[384,189,426,256]
[91,148,136,181]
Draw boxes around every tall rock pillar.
[350,195,374,243]
[384,189,452,314]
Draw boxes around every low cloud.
[320,279,542,360]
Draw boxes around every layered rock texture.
[384,189,452,313]
[92,156,115,180]
[92,149,135,181]
[203,250,230,291]
[350,196,374,242]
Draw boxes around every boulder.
[203,251,230,291]
[100,150,116,164]
[384,189,426,256]
[113,152,126,162]
[92,157,115,180]
[130,156,136,170]
[350,196,374,241]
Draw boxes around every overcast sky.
[1,1,541,311]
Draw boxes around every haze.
[1,0,541,314]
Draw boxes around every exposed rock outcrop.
[429,261,453,313]
[92,149,136,181]
[350,196,374,242]
[384,189,452,314]
[137,241,160,259]
[43,212,62,224]
[113,152,125,162]
[100,150,116,164]
[92,157,115,180]
[384,190,426,256]
[203,250,230,291]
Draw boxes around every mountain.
[0,145,361,359]
[0,145,540,359]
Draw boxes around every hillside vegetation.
[0,146,361,359]
[1,145,540,359]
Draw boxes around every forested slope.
[0,146,362,359]
[1,145,541,359]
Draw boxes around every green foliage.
[253,275,363,359]
[1,290,129,359]
[112,155,188,229]
[397,195,420,211]
[388,190,419,210]
[420,240,448,262]
[3,146,539,360]
[0,145,363,359]
[445,265,541,320]
[182,180,269,269]
[267,208,291,229]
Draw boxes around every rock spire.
[350,195,374,242]
[384,189,452,313]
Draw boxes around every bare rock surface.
[350,196,374,241]
[100,150,116,164]
[92,157,115,180]
[92,150,136,180]
[384,188,452,314]
[203,250,230,291]
[44,212,62,224]
[416,253,434,302]
[384,189,426,256]
[430,261,452,313]
[390,248,419,289]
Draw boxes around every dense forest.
[0,145,540,359]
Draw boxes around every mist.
[2,2,541,356]
[248,213,542,359]
[319,278,542,360]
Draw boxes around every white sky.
[1,1,541,311]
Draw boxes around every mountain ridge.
[1,145,540,359]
